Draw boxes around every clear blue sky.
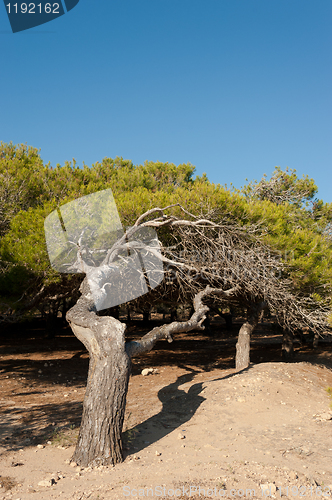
[1,0,331,202]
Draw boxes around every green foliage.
[0,142,49,237]
[241,166,318,207]
[0,144,199,316]
[236,170,332,302]
[1,202,56,272]
[0,142,331,325]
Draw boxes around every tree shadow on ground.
[122,364,242,456]
[123,367,204,455]
[0,401,82,454]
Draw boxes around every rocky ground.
[0,317,332,500]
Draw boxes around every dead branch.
[125,285,239,358]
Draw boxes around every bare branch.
[125,284,239,358]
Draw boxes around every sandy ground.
[1,322,332,500]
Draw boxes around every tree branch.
[125,284,239,358]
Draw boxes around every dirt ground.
[1,315,332,500]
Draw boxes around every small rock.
[38,479,54,487]
[37,444,44,449]
[260,483,277,495]
[155,451,161,456]
[76,466,82,472]
[65,459,70,464]
[289,471,298,480]
[270,484,277,495]
[38,370,42,374]
[70,461,77,467]
[47,441,52,445]
[177,433,185,440]
[320,413,332,421]
[44,363,48,367]
[141,368,154,376]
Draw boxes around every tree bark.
[235,302,265,371]
[313,331,320,349]
[67,282,130,467]
[282,329,294,360]
[70,321,130,467]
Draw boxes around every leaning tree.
[159,206,329,367]
[43,191,330,467]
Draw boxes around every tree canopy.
[0,141,331,327]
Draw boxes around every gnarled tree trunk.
[66,283,130,467]
[66,280,235,467]
[70,321,130,467]
[235,302,266,371]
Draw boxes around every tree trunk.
[202,312,211,334]
[235,303,264,371]
[70,322,130,467]
[66,281,238,467]
[313,331,320,349]
[282,329,294,360]
[142,309,150,323]
[126,306,131,322]
[220,312,232,330]
[61,298,67,323]
[235,325,251,371]
[143,311,150,323]
[66,281,131,467]
[170,308,177,322]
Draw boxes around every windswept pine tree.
[1,141,331,466]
